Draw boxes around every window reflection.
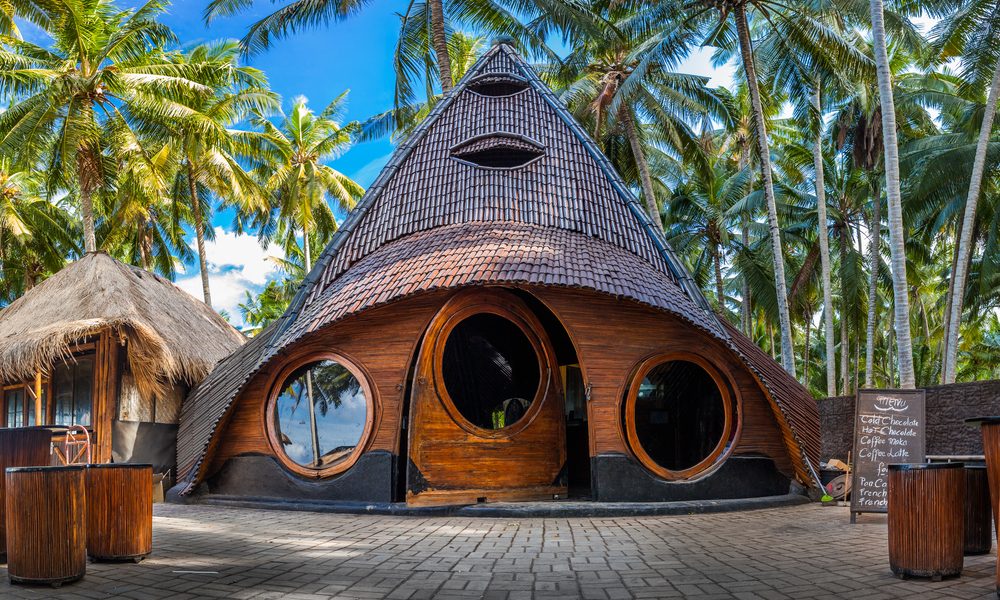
[53,354,94,427]
[273,360,368,470]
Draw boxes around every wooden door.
[406,289,567,506]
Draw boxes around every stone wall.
[818,380,1000,461]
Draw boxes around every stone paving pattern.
[0,503,994,599]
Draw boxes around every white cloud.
[176,227,286,328]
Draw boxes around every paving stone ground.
[0,502,995,599]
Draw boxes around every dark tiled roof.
[175,44,820,494]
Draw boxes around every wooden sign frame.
[849,388,926,523]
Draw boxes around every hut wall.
[531,287,794,501]
[203,293,447,502]
[200,286,794,503]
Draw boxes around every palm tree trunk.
[734,4,795,377]
[80,186,97,253]
[621,109,663,232]
[940,237,959,380]
[812,87,836,397]
[428,0,453,92]
[869,0,915,388]
[942,58,1000,383]
[188,162,213,307]
[865,180,881,387]
[714,239,725,309]
[303,222,312,271]
[739,153,753,335]
[840,230,850,394]
[803,311,812,386]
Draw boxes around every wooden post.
[33,370,42,425]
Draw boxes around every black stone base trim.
[592,453,791,502]
[192,492,809,517]
[200,451,395,503]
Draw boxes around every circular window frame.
[264,351,375,479]
[623,352,741,481]
[430,298,551,439]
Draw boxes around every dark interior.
[512,290,590,495]
[633,360,726,471]
[468,76,530,97]
[442,313,540,429]
[452,145,544,169]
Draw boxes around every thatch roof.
[0,252,245,400]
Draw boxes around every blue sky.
[159,1,739,323]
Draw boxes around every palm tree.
[252,95,365,271]
[931,0,1000,383]
[0,0,208,254]
[552,3,724,230]
[666,134,749,312]
[0,162,76,301]
[867,0,916,387]
[164,41,278,307]
[202,0,553,101]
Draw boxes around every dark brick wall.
[818,380,1000,461]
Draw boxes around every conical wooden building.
[175,44,820,506]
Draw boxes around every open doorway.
[514,291,591,498]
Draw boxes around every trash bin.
[0,427,54,562]
[964,464,992,555]
[5,465,86,586]
[85,464,153,561]
[887,462,964,580]
[966,417,1000,595]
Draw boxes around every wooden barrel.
[964,465,992,555]
[0,427,54,562]
[887,463,964,580]
[968,417,1000,595]
[5,465,86,586]
[85,464,153,562]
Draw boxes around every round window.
[270,358,371,475]
[441,313,541,430]
[625,355,736,479]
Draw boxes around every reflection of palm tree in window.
[280,362,363,467]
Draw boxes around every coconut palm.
[252,94,365,271]
[930,0,1000,383]
[160,41,278,307]
[0,0,208,254]
[867,0,918,387]
[0,162,76,302]
[551,2,724,231]
[202,0,556,101]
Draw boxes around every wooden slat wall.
[206,294,446,475]
[205,286,794,488]
[533,288,793,474]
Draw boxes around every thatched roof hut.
[0,252,244,401]
[0,252,245,470]
[0,252,245,404]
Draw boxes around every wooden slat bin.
[887,463,964,580]
[5,465,86,586]
[85,464,153,562]
[966,417,1000,596]
[964,465,992,555]
[0,427,55,562]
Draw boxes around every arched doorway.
[406,288,567,506]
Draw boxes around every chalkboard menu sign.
[850,389,926,521]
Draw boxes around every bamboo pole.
[33,370,42,425]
